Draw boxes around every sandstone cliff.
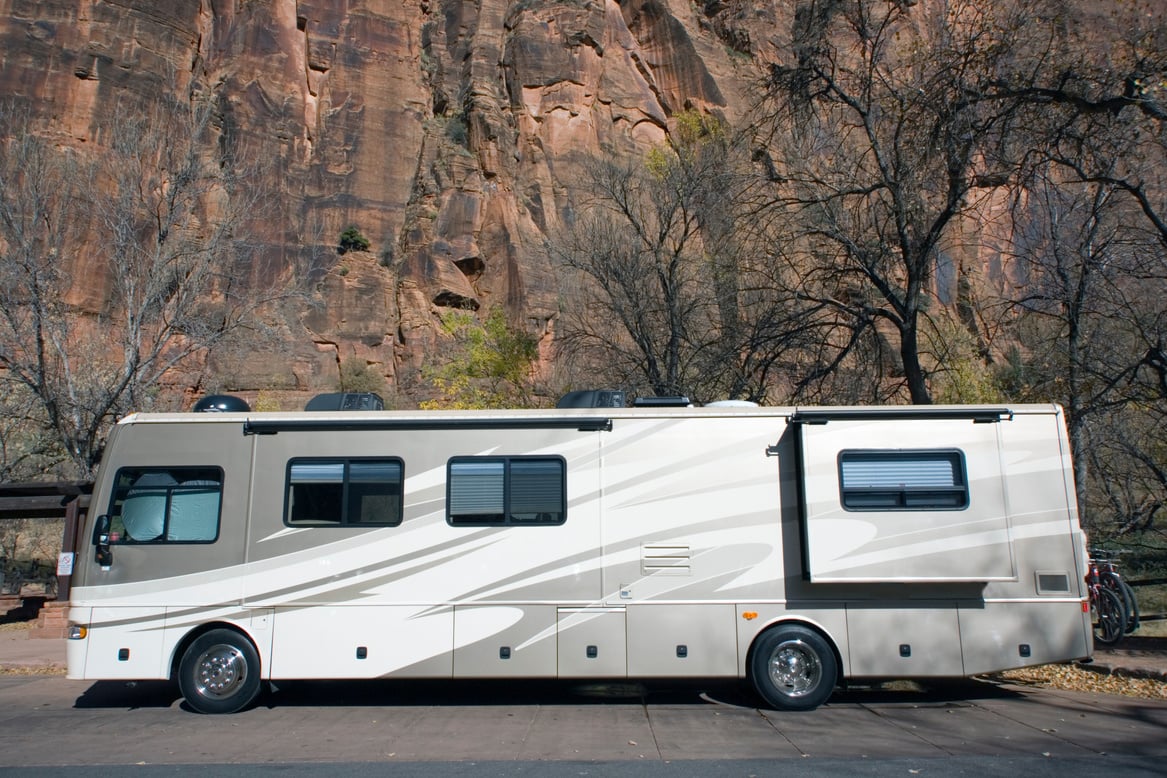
[0,1,804,404]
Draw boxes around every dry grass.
[995,663,1167,700]
[0,619,65,676]
[1131,582,1167,636]
[0,664,65,676]
[1134,620,1167,638]
[0,619,33,633]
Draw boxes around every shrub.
[339,357,386,395]
[252,391,281,412]
[420,308,539,409]
[337,226,370,254]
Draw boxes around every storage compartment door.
[269,605,453,679]
[557,608,626,677]
[626,603,737,677]
[454,605,557,678]
[846,604,963,677]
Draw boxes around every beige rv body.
[66,404,1092,711]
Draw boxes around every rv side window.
[838,450,968,511]
[107,467,222,543]
[285,459,404,527]
[447,456,565,526]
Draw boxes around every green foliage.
[337,225,370,254]
[674,109,726,149]
[644,145,671,179]
[647,109,728,179]
[445,114,469,147]
[933,359,1004,405]
[421,308,539,409]
[251,391,281,412]
[928,317,1005,404]
[993,347,1042,402]
[338,358,386,395]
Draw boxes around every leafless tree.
[988,0,1167,248]
[1004,166,1165,528]
[551,114,824,403]
[0,98,280,478]
[553,153,711,399]
[743,0,1167,542]
[982,1,1167,537]
[752,0,1045,404]
[1001,169,1167,537]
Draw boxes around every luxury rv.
[65,396,1092,713]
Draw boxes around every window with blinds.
[447,456,566,525]
[838,450,968,511]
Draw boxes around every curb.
[1075,659,1167,683]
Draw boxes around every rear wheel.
[178,629,261,714]
[1118,580,1140,634]
[750,625,837,711]
[1092,587,1126,646]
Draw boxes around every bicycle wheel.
[1101,571,1140,634]
[1119,580,1140,633]
[1093,586,1126,645]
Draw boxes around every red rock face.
[0,0,766,401]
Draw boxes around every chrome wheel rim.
[193,643,248,700]
[767,639,822,698]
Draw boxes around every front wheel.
[750,625,838,711]
[1092,587,1126,646]
[178,629,262,714]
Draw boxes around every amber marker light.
[742,611,758,620]
[67,625,87,640]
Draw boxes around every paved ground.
[0,628,65,671]
[0,624,1165,774]
[0,667,1165,773]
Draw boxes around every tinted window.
[107,467,222,543]
[286,458,404,526]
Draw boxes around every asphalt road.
[0,675,1164,776]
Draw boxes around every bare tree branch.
[0,96,288,478]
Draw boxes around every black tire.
[1118,580,1140,634]
[178,629,262,714]
[1100,571,1137,634]
[1092,586,1126,646]
[749,625,838,711]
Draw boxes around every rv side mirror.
[93,515,112,567]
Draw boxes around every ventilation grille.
[641,544,691,576]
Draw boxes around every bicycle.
[1086,557,1127,645]
[1089,552,1140,636]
